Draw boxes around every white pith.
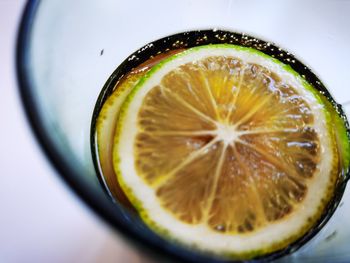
[115,46,333,254]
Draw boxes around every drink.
[91,30,350,261]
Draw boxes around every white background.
[0,1,148,262]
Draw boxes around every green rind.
[318,94,350,176]
[112,44,349,260]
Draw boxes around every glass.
[17,1,350,262]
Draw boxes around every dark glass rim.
[16,1,350,262]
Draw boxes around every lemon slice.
[113,44,344,259]
[96,72,144,203]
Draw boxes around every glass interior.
[19,0,350,262]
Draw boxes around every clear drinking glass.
[17,1,350,262]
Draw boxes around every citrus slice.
[113,44,347,259]
[96,72,144,203]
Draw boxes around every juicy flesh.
[135,56,320,234]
